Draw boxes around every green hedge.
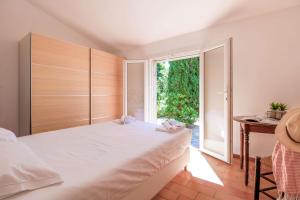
[157,57,199,125]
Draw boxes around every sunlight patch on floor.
[187,147,224,186]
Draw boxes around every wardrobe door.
[91,49,123,123]
[31,33,90,133]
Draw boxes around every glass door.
[123,60,148,121]
[199,39,232,163]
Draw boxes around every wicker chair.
[254,156,278,200]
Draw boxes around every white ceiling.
[27,0,300,52]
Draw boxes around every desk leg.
[244,126,249,186]
[240,124,244,170]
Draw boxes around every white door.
[199,39,232,163]
[123,60,149,121]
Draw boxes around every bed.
[7,121,191,200]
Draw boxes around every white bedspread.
[8,121,191,200]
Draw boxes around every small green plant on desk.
[270,102,280,111]
[267,102,288,120]
[278,103,288,111]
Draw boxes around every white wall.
[122,6,300,157]
[0,0,109,135]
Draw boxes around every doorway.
[124,39,232,163]
[155,56,200,148]
[151,39,232,163]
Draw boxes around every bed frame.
[122,148,190,200]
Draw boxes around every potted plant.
[276,102,288,119]
[267,102,287,120]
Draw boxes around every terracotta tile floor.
[153,149,277,200]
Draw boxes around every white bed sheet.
[8,121,191,200]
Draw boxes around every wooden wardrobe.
[19,33,123,135]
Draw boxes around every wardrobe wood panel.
[31,63,90,96]
[92,116,120,124]
[19,34,31,136]
[91,49,123,75]
[20,33,124,135]
[91,96,122,124]
[91,73,122,95]
[91,48,123,124]
[30,33,90,133]
[31,96,90,134]
[31,33,90,71]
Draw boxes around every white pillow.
[0,128,17,142]
[0,141,63,199]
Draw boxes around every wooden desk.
[233,116,277,186]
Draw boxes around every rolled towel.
[162,121,173,130]
[119,115,136,124]
[155,125,184,133]
[166,119,185,128]
[156,119,185,133]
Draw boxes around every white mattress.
[9,121,191,200]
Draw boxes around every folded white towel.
[167,119,185,127]
[114,115,136,125]
[162,121,173,130]
[155,125,184,133]
[156,119,185,133]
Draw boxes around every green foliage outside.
[157,57,199,125]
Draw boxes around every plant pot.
[266,110,276,119]
[275,111,287,120]
[266,110,287,120]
